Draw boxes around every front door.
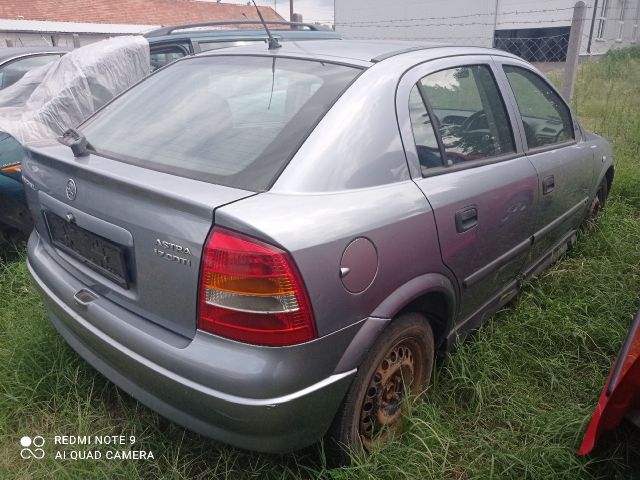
[495,60,594,267]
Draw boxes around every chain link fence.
[336,2,640,99]
[493,33,571,62]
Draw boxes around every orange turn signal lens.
[204,272,295,296]
[0,164,21,173]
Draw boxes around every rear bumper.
[27,232,358,453]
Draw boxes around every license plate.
[44,211,129,288]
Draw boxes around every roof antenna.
[251,0,281,50]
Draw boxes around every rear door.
[494,58,594,269]
[397,56,539,322]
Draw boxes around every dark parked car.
[0,37,148,241]
[25,40,613,462]
[0,47,69,241]
[145,20,341,70]
[0,46,68,90]
[0,134,31,241]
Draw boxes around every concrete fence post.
[562,1,587,102]
[292,13,303,29]
[72,34,81,48]
[5,39,13,47]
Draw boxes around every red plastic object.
[579,309,640,455]
[198,227,316,347]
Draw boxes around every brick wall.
[0,0,283,26]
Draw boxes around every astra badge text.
[154,239,192,267]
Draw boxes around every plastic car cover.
[0,35,150,145]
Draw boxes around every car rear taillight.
[198,227,317,346]
[0,163,21,174]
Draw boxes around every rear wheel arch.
[371,273,457,348]
[334,274,457,373]
[396,291,450,349]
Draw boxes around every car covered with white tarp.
[0,35,149,240]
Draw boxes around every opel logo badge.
[65,179,77,201]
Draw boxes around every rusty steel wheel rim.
[358,337,425,450]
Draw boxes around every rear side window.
[0,54,62,89]
[149,47,187,71]
[416,65,515,165]
[408,85,442,170]
[503,65,574,149]
[82,56,361,191]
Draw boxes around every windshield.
[81,55,361,191]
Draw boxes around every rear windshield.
[81,55,361,191]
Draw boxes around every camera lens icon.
[20,436,45,459]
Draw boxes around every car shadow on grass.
[586,422,640,477]
[0,238,25,263]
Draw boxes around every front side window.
[0,54,62,89]
[417,65,515,165]
[81,56,361,191]
[503,65,574,149]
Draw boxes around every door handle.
[455,206,478,233]
[542,175,555,195]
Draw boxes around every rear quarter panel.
[215,182,453,337]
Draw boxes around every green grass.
[1,49,640,479]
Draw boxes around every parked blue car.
[0,47,67,239]
[0,133,30,238]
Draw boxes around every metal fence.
[335,1,640,99]
[493,33,571,62]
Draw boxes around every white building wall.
[588,0,640,54]
[335,0,497,46]
[0,19,158,49]
[336,0,640,57]
[0,32,118,48]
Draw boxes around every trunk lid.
[24,141,255,338]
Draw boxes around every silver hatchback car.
[25,40,613,460]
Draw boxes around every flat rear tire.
[325,313,435,466]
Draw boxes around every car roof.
[145,20,341,44]
[0,46,70,63]
[194,39,520,67]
